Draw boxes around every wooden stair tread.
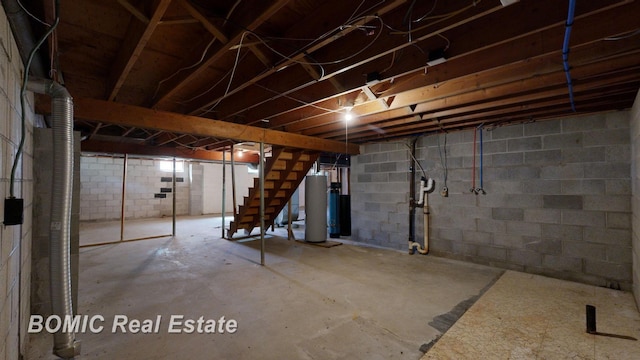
[227,149,319,238]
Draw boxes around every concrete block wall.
[80,156,190,221]
[0,4,34,357]
[189,163,204,216]
[631,89,640,308]
[352,111,633,290]
[351,142,411,250]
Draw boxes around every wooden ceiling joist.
[108,0,172,101]
[152,0,292,108]
[184,0,409,116]
[81,139,260,163]
[63,97,360,155]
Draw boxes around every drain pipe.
[408,137,435,255]
[27,79,80,358]
[414,177,435,254]
[408,138,417,254]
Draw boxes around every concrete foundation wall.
[80,156,190,221]
[202,162,255,215]
[352,111,633,290]
[631,89,640,308]
[0,5,34,357]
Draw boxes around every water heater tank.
[305,175,327,243]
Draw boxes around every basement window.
[159,160,185,173]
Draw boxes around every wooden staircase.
[227,147,319,239]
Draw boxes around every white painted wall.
[202,163,255,215]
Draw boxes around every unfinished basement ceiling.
[26,0,640,158]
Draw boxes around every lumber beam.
[81,139,260,163]
[36,97,359,155]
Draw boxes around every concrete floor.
[26,216,502,359]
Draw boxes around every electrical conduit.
[27,79,80,358]
[478,124,486,194]
[563,0,577,112]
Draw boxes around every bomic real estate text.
[28,314,239,334]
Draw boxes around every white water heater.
[305,175,327,243]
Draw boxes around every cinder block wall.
[352,111,633,290]
[80,156,190,221]
[631,89,640,308]
[0,4,34,357]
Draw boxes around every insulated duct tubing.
[27,79,80,358]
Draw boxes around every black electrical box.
[4,198,24,225]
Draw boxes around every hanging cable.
[390,0,482,35]
[405,142,427,179]
[251,16,384,67]
[477,123,486,194]
[413,0,439,23]
[10,5,60,199]
[604,29,640,41]
[17,0,51,27]
[470,126,477,194]
[562,0,577,112]
[153,36,217,100]
[437,131,448,197]
[198,31,249,115]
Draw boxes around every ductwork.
[2,0,47,77]
[27,79,80,359]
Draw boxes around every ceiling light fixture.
[427,48,447,66]
[500,0,519,6]
[344,106,353,122]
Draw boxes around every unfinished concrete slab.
[26,216,501,359]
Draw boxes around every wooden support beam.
[117,0,150,23]
[62,97,360,154]
[158,17,199,25]
[108,0,172,101]
[153,0,292,108]
[179,0,229,43]
[81,139,260,163]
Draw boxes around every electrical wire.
[17,0,51,27]
[478,123,485,193]
[562,0,577,112]
[251,16,384,67]
[198,31,249,115]
[604,29,640,41]
[405,142,427,179]
[437,131,448,190]
[390,0,481,36]
[470,126,477,193]
[194,15,384,113]
[413,0,439,23]
[10,6,60,199]
[346,0,367,24]
[153,36,217,100]
[255,83,341,115]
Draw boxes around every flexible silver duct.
[27,79,80,358]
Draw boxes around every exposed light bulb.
[344,106,353,122]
